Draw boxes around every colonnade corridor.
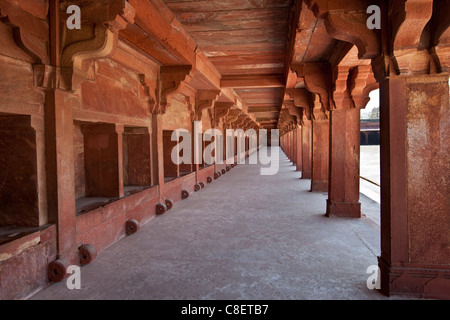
[30,147,391,300]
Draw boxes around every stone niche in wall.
[123,126,153,196]
[0,114,39,228]
[73,121,121,215]
[161,94,194,175]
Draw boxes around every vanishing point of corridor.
[31,148,384,300]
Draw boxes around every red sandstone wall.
[80,59,150,119]
[162,94,192,131]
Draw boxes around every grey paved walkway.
[31,147,390,300]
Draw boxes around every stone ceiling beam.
[221,74,285,89]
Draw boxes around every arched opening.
[360,89,380,211]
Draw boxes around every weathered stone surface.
[311,119,329,192]
[405,76,450,265]
[80,60,149,118]
[0,116,39,227]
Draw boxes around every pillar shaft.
[296,127,302,171]
[45,89,77,261]
[301,121,312,179]
[378,74,450,299]
[326,107,361,217]
[311,119,329,192]
[292,129,297,165]
[152,114,164,200]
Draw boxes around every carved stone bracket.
[372,0,445,80]
[0,0,50,64]
[311,94,328,121]
[56,1,135,89]
[424,1,450,74]
[195,90,220,121]
[279,108,297,132]
[139,74,157,114]
[61,25,118,71]
[244,118,255,131]
[226,109,242,128]
[286,88,313,121]
[292,62,333,111]
[215,102,234,127]
[304,0,380,60]
[159,65,192,114]
[332,65,352,110]
[349,65,378,109]
[234,114,248,129]
[284,100,301,125]
[391,0,434,75]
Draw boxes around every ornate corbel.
[139,74,157,113]
[0,0,49,64]
[195,90,220,120]
[298,108,310,125]
[61,24,118,72]
[372,0,439,80]
[349,65,378,109]
[286,88,313,122]
[311,94,328,121]
[234,114,248,129]
[244,118,255,131]
[424,0,450,74]
[305,0,380,60]
[332,65,352,110]
[55,1,136,90]
[391,0,434,75]
[158,65,192,114]
[215,102,234,127]
[292,62,334,111]
[183,96,195,122]
[284,100,301,125]
[279,108,295,131]
[226,109,242,128]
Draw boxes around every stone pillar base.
[301,171,311,179]
[326,200,361,218]
[378,257,450,299]
[311,180,327,192]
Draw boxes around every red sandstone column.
[291,129,296,165]
[43,0,77,263]
[193,119,201,183]
[284,132,287,157]
[301,120,312,179]
[284,132,288,157]
[378,74,450,298]
[296,127,302,172]
[310,118,329,192]
[290,130,294,162]
[152,114,164,200]
[287,132,290,158]
[45,89,77,262]
[326,107,361,217]
[116,124,124,198]
[292,128,297,166]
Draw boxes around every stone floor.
[31,147,398,300]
